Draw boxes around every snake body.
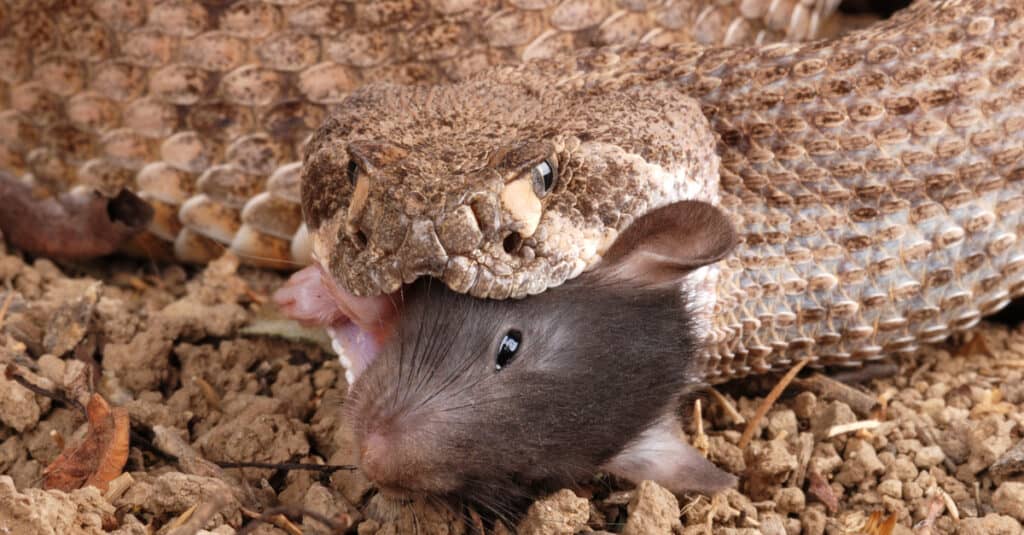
[0,0,840,267]
[4,1,1024,382]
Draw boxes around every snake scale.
[2,0,1024,383]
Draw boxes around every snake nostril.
[503,232,522,254]
[353,229,368,248]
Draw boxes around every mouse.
[336,200,740,513]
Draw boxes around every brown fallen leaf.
[864,511,897,535]
[808,469,839,513]
[956,332,994,359]
[42,393,130,493]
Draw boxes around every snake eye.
[495,329,522,371]
[531,159,556,198]
[347,160,360,186]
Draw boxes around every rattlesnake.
[0,0,845,269]
[3,0,1024,382]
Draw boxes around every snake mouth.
[272,263,401,385]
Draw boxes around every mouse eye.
[495,329,522,371]
[531,159,556,198]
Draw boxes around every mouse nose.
[360,430,402,488]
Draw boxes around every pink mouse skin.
[274,263,400,383]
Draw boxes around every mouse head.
[301,51,719,301]
[346,200,738,510]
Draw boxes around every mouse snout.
[360,430,399,487]
[355,414,458,496]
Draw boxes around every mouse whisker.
[433,394,519,414]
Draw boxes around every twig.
[237,506,345,535]
[706,387,745,425]
[0,289,14,327]
[4,364,87,419]
[166,497,230,535]
[912,492,948,534]
[826,420,880,438]
[794,373,878,417]
[192,376,222,411]
[692,398,710,456]
[739,359,809,450]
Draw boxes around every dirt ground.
[2,238,1024,535]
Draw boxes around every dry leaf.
[864,511,897,535]
[808,469,839,513]
[42,393,130,493]
[956,333,994,358]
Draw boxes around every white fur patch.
[602,415,736,494]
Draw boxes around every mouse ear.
[597,200,737,287]
[602,415,737,495]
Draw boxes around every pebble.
[621,481,681,535]
[957,513,1023,535]
[810,400,856,440]
[518,489,589,535]
[914,445,947,468]
[835,439,885,487]
[774,486,805,514]
[993,482,1024,521]
[877,479,902,499]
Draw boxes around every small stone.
[621,481,682,535]
[115,472,242,526]
[766,409,798,439]
[793,391,817,420]
[0,475,115,533]
[914,445,946,468]
[774,487,805,514]
[42,281,100,356]
[810,401,856,440]
[360,494,456,528]
[303,483,358,534]
[903,481,924,500]
[920,398,946,423]
[957,513,1023,535]
[967,415,1015,474]
[194,414,309,481]
[881,452,920,482]
[709,435,746,474]
[877,479,902,499]
[894,439,924,456]
[758,512,787,535]
[810,443,843,476]
[35,354,65,385]
[101,327,173,392]
[835,439,885,487]
[721,489,757,523]
[518,489,589,535]
[745,440,798,499]
[800,504,827,535]
[993,482,1024,521]
[329,423,372,505]
[0,371,45,432]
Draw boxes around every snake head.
[301,50,720,299]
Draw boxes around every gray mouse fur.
[346,200,739,512]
